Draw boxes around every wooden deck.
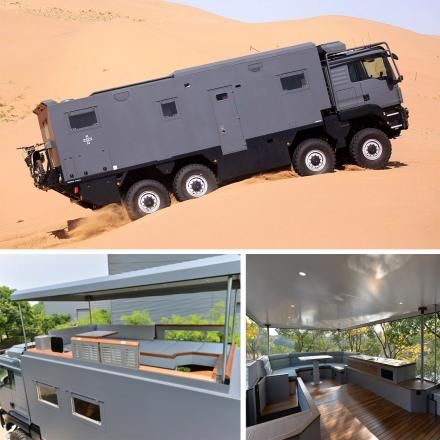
[306,379,440,440]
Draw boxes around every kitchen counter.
[349,354,415,368]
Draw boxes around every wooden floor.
[306,379,440,440]
[261,393,299,416]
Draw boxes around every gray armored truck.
[21,41,408,219]
[0,255,240,440]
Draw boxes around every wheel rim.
[362,139,383,160]
[138,190,160,214]
[305,150,326,172]
[185,175,208,197]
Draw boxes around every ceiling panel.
[247,254,440,329]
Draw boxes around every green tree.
[367,318,420,359]
[120,310,154,326]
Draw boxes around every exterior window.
[160,100,178,118]
[0,368,14,389]
[280,72,307,91]
[348,57,389,82]
[68,108,98,130]
[216,92,228,101]
[37,383,58,407]
[72,395,101,424]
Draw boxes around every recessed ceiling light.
[399,302,403,305]
[298,271,307,277]
[290,304,295,308]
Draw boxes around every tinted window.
[69,109,98,130]
[72,396,101,424]
[280,72,307,91]
[37,383,58,407]
[362,57,388,79]
[348,57,389,82]
[216,92,228,101]
[161,101,178,118]
[0,368,14,389]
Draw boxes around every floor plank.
[306,379,440,440]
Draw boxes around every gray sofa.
[260,351,358,383]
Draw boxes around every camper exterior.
[21,41,408,219]
[0,256,241,440]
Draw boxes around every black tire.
[349,128,392,169]
[9,430,31,440]
[124,179,171,220]
[292,138,335,176]
[173,164,218,202]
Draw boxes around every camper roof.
[12,255,240,302]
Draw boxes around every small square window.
[216,92,228,101]
[72,396,101,424]
[161,101,178,118]
[280,72,307,91]
[68,109,98,130]
[37,383,58,407]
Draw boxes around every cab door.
[350,56,401,108]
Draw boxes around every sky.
[0,254,108,291]
[168,0,440,35]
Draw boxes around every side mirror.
[391,53,399,60]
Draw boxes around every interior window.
[72,396,101,424]
[280,72,307,91]
[362,57,388,79]
[161,101,178,118]
[37,383,59,407]
[68,109,98,130]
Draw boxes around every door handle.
[363,94,370,101]
[220,126,226,134]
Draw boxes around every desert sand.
[0,0,439,249]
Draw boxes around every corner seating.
[261,351,358,384]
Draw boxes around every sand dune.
[0,0,439,249]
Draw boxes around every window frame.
[278,70,309,94]
[71,393,103,426]
[36,382,59,408]
[159,98,180,121]
[67,107,100,132]
[348,56,394,83]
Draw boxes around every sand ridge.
[0,0,439,248]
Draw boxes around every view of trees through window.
[247,314,439,382]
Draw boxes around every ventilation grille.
[72,340,100,363]
[100,343,139,369]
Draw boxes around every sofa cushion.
[272,367,297,380]
[268,354,290,370]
